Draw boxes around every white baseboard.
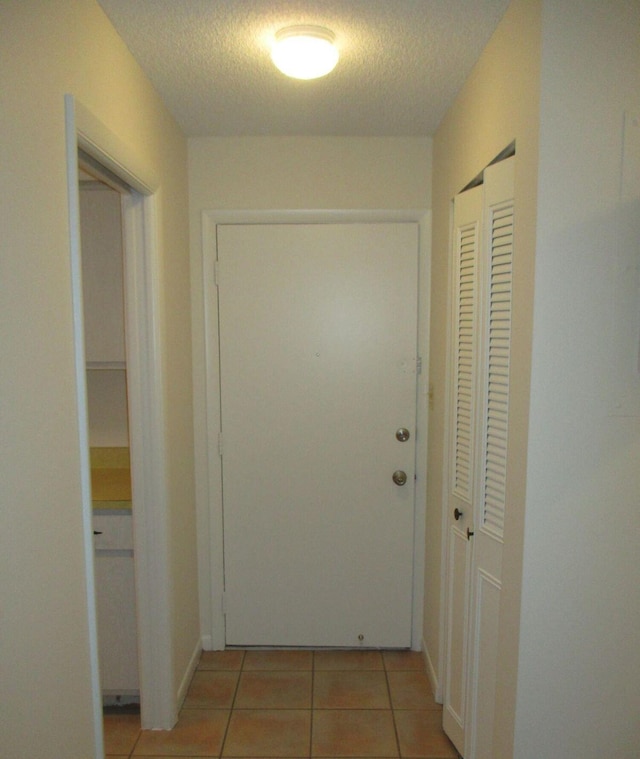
[422,636,442,703]
[176,638,202,710]
[201,634,213,651]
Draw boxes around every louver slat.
[482,202,514,536]
[453,223,478,501]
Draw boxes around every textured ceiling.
[97,0,510,137]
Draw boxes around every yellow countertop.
[90,447,132,508]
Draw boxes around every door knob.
[454,508,463,521]
[395,428,410,442]
[392,470,408,486]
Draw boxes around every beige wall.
[428,0,541,754]
[0,1,198,756]
[514,2,640,755]
[431,0,640,755]
[188,136,432,212]
[188,135,431,643]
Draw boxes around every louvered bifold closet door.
[482,199,514,537]
[443,183,483,755]
[466,155,515,759]
[454,216,479,501]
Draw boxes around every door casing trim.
[196,209,431,651]
[65,95,176,745]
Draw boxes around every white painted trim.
[65,96,104,759]
[438,196,457,704]
[422,636,442,703]
[74,100,159,194]
[200,210,226,650]
[197,208,429,651]
[122,192,176,730]
[65,95,176,737]
[176,637,203,710]
[412,211,431,650]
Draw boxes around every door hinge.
[221,592,227,614]
[214,260,220,287]
[218,432,224,457]
[416,356,423,375]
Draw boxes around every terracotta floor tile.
[314,670,390,709]
[183,670,239,709]
[312,709,398,757]
[107,651,448,759]
[222,709,311,757]
[394,710,458,758]
[198,649,245,671]
[387,671,440,711]
[383,651,426,671]
[103,713,141,755]
[132,709,229,756]
[243,649,313,670]
[235,670,312,709]
[313,650,384,670]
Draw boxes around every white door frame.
[196,209,431,651]
[65,96,176,747]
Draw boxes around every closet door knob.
[454,508,463,521]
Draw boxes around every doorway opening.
[195,209,431,654]
[65,95,176,756]
[78,163,140,716]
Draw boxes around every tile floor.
[103,649,459,758]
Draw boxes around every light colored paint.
[430,0,541,754]
[0,1,197,755]
[218,222,418,648]
[188,137,432,650]
[514,2,640,756]
[433,1,640,756]
[97,0,510,137]
[188,136,432,211]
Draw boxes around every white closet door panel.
[444,184,483,755]
[453,219,480,502]
[466,155,515,759]
[443,528,472,750]
[482,196,514,537]
[468,570,501,759]
[444,155,515,759]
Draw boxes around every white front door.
[217,222,419,648]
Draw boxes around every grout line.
[218,653,244,758]
[126,723,142,759]
[383,655,402,759]
[309,650,315,758]
[109,650,440,759]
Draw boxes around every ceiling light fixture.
[271,25,339,80]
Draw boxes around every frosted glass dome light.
[271,25,339,80]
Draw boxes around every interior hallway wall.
[514,2,640,756]
[0,1,198,755]
[428,1,541,754]
[188,136,431,644]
